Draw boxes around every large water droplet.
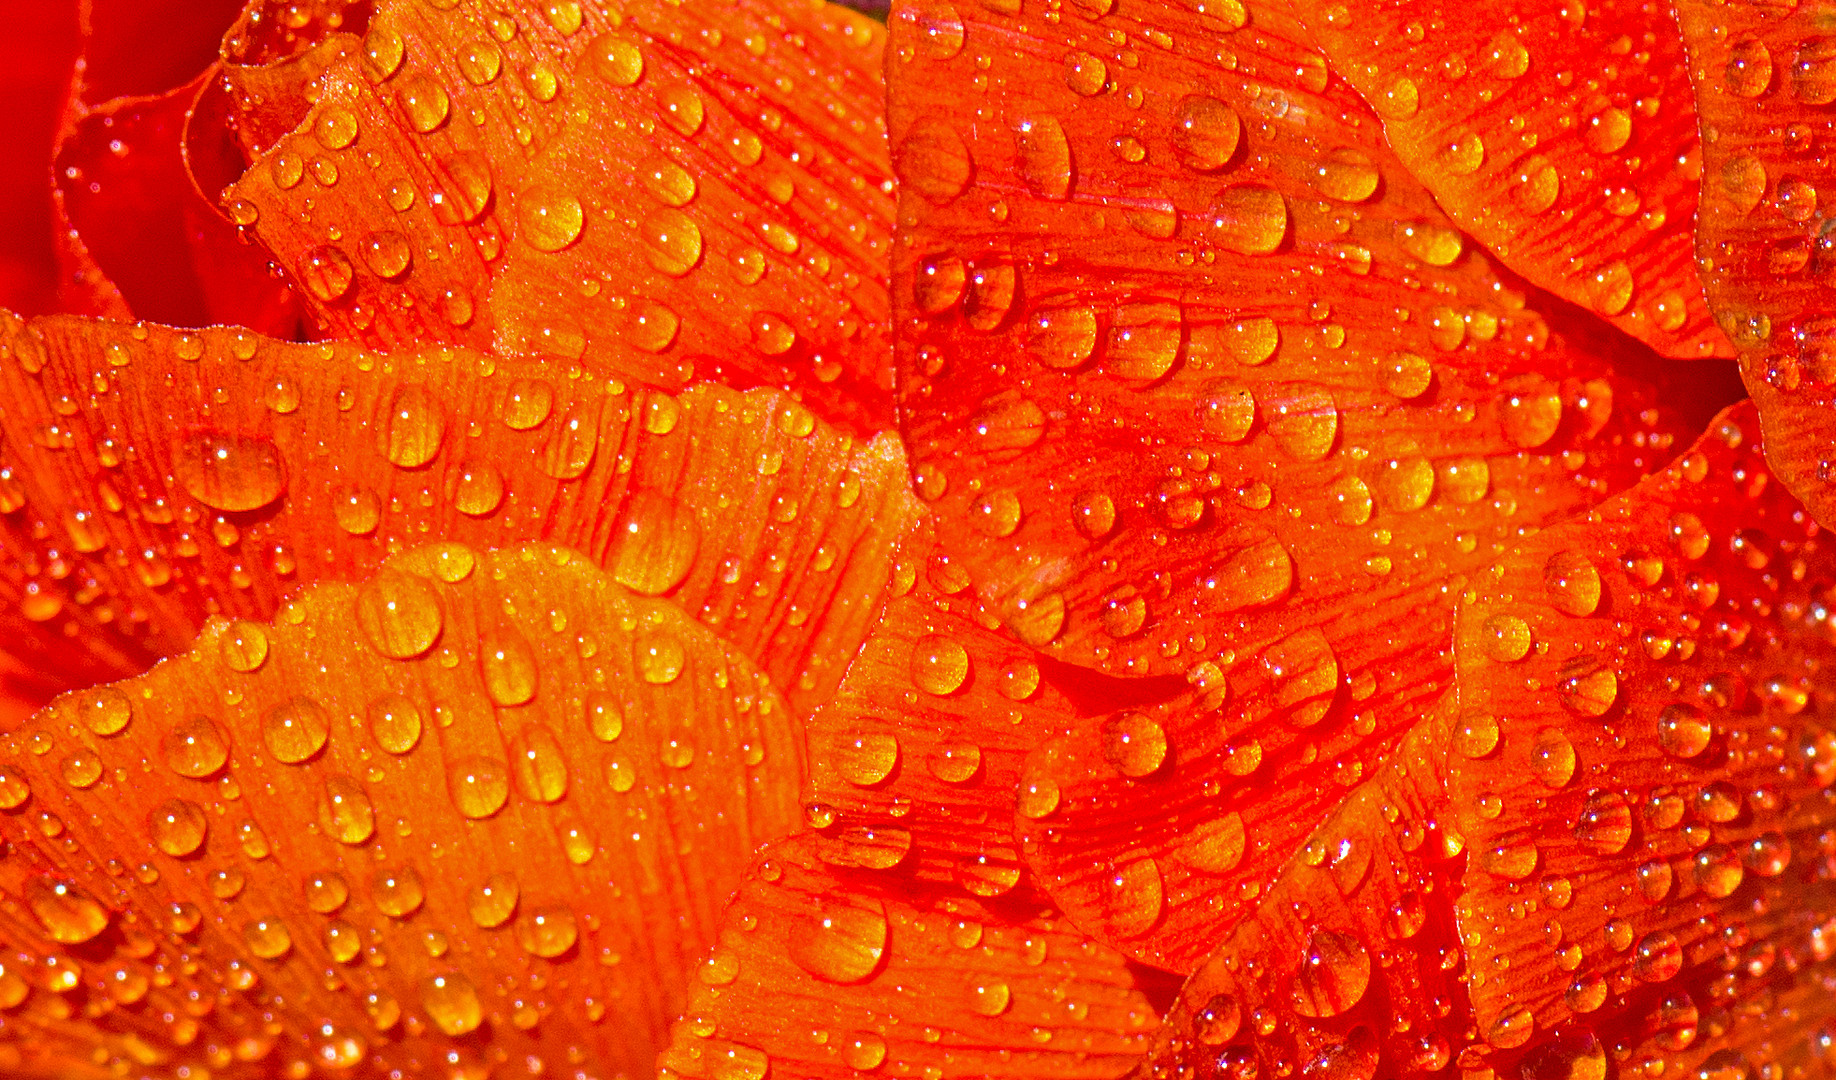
[790,900,887,983]
[175,432,287,512]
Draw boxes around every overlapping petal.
[1677,0,1836,532]
[0,313,915,715]
[1297,0,1727,358]
[1448,400,1836,1077]
[0,542,803,1077]
[884,0,1715,970]
[223,0,897,430]
[657,835,1161,1080]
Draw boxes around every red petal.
[805,521,1187,893]
[1450,400,1836,1073]
[76,0,244,104]
[884,0,1710,969]
[0,542,802,1076]
[1141,701,1472,1079]
[223,0,896,431]
[1296,0,1728,358]
[1676,0,1836,530]
[52,73,303,333]
[0,313,914,717]
[657,835,1161,1080]
[0,2,79,316]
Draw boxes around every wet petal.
[884,0,1708,969]
[805,523,1186,893]
[657,835,1160,1080]
[223,0,896,429]
[1143,703,1468,1078]
[0,543,801,1077]
[0,313,914,717]
[1451,401,1836,1074]
[1677,0,1836,530]
[1298,0,1727,357]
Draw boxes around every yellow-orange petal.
[0,542,801,1078]
[223,0,896,430]
[1448,401,1836,1074]
[1296,0,1727,358]
[657,834,1160,1080]
[0,313,915,718]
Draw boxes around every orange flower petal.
[1449,400,1836,1072]
[223,0,896,430]
[656,834,1161,1080]
[1676,0,1836,530]
[0,542,801,1077]
[1296,0,1727,358]
[1141,700,1469,1077]
[885,0,1713,969]
[51,73,303,332]
[0,313,914,715]
[805,521,1187,892]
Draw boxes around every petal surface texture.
[0,543,802,1078]
[223,0,897,428]
[1298,0,1728,358]
[0,314,915,714]
[1678,0,1836,529]
[884,0,1697,968]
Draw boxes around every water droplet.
[635,631,687,684]
[479,630,538,706]
[448,756,510,818]
[27,879,109,943]
[304,871,349,913]
[1480,613,1532,662]
[1572,789,1631,853]
[362,693,422,755]
[1266,387,1337,460]
[790,899,887,983]
[518,905,579,957]
[641,207,703,276]
[910,634,969,694]
[1657,703,1711,759]
[1013,116,1072,199]
[370,865,425,918]
[360,230,413,279]
[1204,536,1294,610]
[1292,928,1370,1017]
[1632,930,1682,982]
[1171,95,1240,171]
[1065,50,1108,94]
[1208,184,1288,254]
[396,73,451,133]
[844,1032,888,1071]
[149,798,209,856]
[1584,106,1631,153]
[1501,387,1562,448]
[1485,31,1530,78]
[1106,301,1183,380]
[513,184,585,257]
[894,119,972,204]
[300,245,355,301]
[244,918,292,959]
[319,775,375,844]
[1101,711,1167,778]
[421,973,483,1036]
[1726,37,1773,97]
[469,873,519,927]
[261,696,329,764]
[175,432,287,512]
[587,32,644,84]
[1028,304,1098,369]
[163,715,230,777]
[1530,727,1575,787]
[73,687,131,735]
[511,725,569,803]
[1542,550,1601,616]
